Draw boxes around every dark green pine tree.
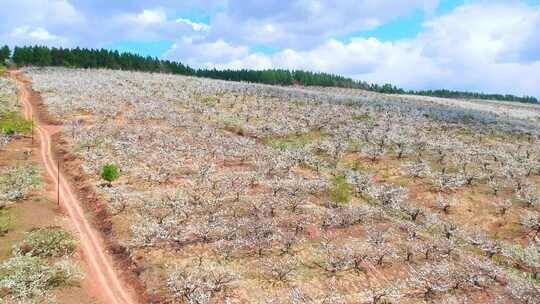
[33,46,52,66]
[0,45,10,64]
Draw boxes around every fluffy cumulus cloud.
[0,0,83,46]
[11,27,61,42]
[108,8,209,42]
[0,1,217,47]
[0,0,539,97]
[207,0,439,49]
[165,38,249,68]
[169,1,540,97]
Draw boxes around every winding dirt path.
[10,71,137,304]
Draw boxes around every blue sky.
[1,0,539,97]
[105,1,466,57]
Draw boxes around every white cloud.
[29,28,58,41]
[115,8,168,27]
[11,26,60,42]
[134,9,167,25]
[170,1,540,97]
[0,0,82,26]
[207,0,439,49]
[214,53,274,70]
[0,0,84,47]
[164,38,249,68]
[417,2,540,63]
[176,18,209,32]
[109,8,209,42]
[0,3,209,48]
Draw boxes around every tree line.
[1,45,537,103]
[9,45,193,75]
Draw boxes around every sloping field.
[302,86,540,123]
[26,67,539,303]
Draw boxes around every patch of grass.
[263,131,326,151]
[199,95,219,106]
[508,131,534,143]
[0,112,32,135]
[527,273,540,284]
[329,175,353,204]
[503,222,523,236]
[455,127,474,137]
[14,227,76,258]
[385,206,411,221]
[359,192,378,206]
[291,100,307,107]
[0,208,11,236]
[393,175,411,187]
[73,136,105,153]
[347,158,373,172]
[352,113,371,122]
[380,167,392,181]
[347,139,373,153]
[218,114,247,136]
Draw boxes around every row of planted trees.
[1,44,537,103]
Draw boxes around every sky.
[1,0,539,97]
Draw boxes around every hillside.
[6,67,540,303]
[4,45,538,104]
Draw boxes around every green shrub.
[0,112,32,135]
[329,175,353,203]
[0,165,41,205]
[14,227,76,258]
[101,163,120,185]
[0,254,82,301]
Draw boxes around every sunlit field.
[26,67,540,303]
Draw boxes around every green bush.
[0,112,32,135]
[329,175,353,203]
[14,227,76,258]
[101,163,120,184]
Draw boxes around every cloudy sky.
[1,0,539,97]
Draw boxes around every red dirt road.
[11,71,137,304]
